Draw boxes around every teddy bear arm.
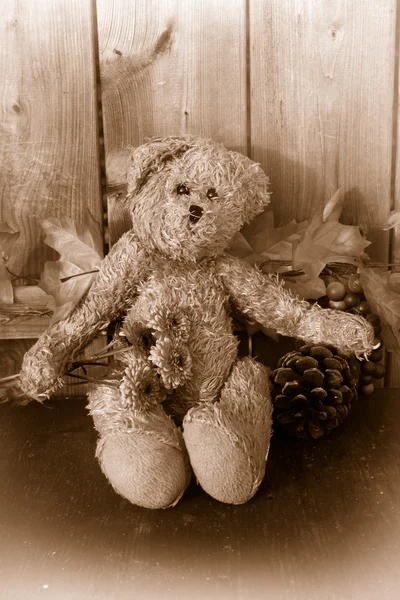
[19,233,149,400]
[216,254,374,357]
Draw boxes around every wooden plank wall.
[250,0,397,384]
[250,0,395,243]
[1,0,399,387]
[98,0,399,384]
[0,0,103,394]
[97,0,248,240]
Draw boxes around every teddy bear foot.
[88,384,192,509]
[183,357,273,505]
[98,429,191,509]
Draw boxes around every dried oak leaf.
[39,211,103,324]
[227,231,258,264]
[382,209,400,231]
[388,272,400,294]
[228,209,324,300]
[228,209,307,266]
[0,223,20,304]
[240,209,308,262]
[281,273,327,301]
[293,189,371,279]
[228,211,276,265]
[229,190,369,302]
[359,267,400,353]
[0,260,13,305]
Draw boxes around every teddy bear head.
[125,136,270,261]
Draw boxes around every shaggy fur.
[18,136,375,508]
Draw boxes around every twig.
[323,266,342,281]
[68,361,108,372]
[0,345,126,389]
[5,266,39,284]
[277,269,305,278]
[86,338,119,358]
[73,343,130,365]
[60,268,99,283]
[89,346,131,361]
[0,373,20,384]
[68,340,119,370]
[64,372,115,384]
[64,372,119,385]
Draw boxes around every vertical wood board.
[250,0,397,382]
[0,0,104,396]
[249,0,396,244]
[96,0,248,244]
[0,0,103,279]
[387,1,400,386]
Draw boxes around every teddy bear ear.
[229,151,271,223]
[126,136,195,197]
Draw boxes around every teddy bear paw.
[97,430,191,509]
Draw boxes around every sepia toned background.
[1,1,400,599]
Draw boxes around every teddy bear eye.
[206,188,218,199]
[176,184,190,195]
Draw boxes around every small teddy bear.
[19,137,374,509]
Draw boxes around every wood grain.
[0,286,52,339]
[0,388,399,599]
[0,284,106,397]
[0,339,34,379]
[0,0,104,394]
[0,0,103,278]
[250,0,397,385]
[387,5,400,386]
[250,0,396,262]
[97,0,248,244]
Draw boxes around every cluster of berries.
[323,273,385,396]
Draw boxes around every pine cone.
[271,345,359,440]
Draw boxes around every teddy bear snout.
[189,204,204,224]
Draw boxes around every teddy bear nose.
[189,205,204,223]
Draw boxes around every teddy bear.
[18,136,375,509]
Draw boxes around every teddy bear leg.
[88,384,191,509]
[183,357,273,505]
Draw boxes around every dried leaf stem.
[5,266,39,284]
[60,268,100,283]
[64,372,119,385]
[0,373,20,383]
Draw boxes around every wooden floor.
[0,388,399,600]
